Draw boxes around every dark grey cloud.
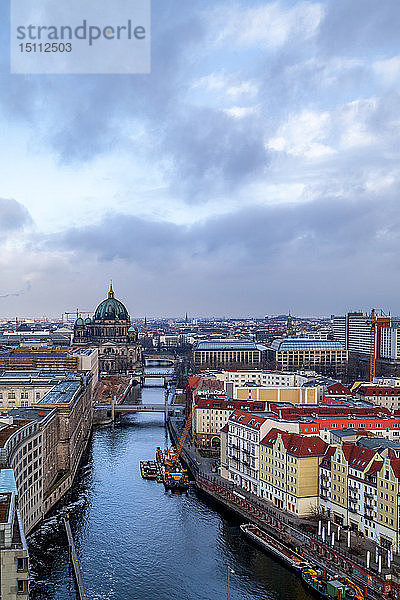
[53,187,400,272]
[35,188,400,315]
[162,107,269,199]
[0,198,32,233]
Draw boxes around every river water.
[27,373,314,600]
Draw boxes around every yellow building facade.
[259,428,327,516]
[236,386,318,404]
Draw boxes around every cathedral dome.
[93,282,129,322]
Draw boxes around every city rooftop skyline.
[0,0,399,317]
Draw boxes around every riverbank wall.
[167,417,400,600]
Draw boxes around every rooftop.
[261,428,327,457]
[0,491,11,523]
[271,338,346,352]
[0,469,18,495]
[38,377,83,405]
[229,409,267,429]
[0,420,33,448]
[195,340,268,351]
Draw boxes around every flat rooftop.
[38,377,82,405]
[196,340,268,351]
[0,469,18,495]
[8,407,54,422]
[0,491,11,523]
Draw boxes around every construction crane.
[369,308,377,383]
[168,405,196,468]
[64,310,92,321]
[368,308,392,382]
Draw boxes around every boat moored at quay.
[240,523,309,571]
[301,567,365,600]
[155,446,190,491]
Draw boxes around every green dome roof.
[128,325,138,332]
[75,317,84,325]
[93,283,129,322]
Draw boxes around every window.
[17,579,27,594]
[17,558,26,572]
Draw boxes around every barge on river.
[140,460,159,480]
[240,523,309,571]
[301,567,364,600]
[155,447,189,492]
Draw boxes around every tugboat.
[240,524,309,571]
[301,567,364,599]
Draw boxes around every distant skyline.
[1,1,400,317]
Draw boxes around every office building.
[193,340,267,370]
[269,338,347,374]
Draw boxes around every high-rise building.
[333,311,391,359]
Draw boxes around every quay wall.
[167,417,400,600]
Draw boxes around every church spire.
[108,280,114,298]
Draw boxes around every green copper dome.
[93,282,129,322]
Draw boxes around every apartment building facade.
[226,410,270,495]
[259,428,327,516]
[193,397,267,448]
[319,441,400,552]
[354,385,400,411]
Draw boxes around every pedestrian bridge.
[96,404,173,413]
[142,372,174,378]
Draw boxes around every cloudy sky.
[0,0,399,318]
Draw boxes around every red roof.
[342,443,376,470]
[357,386,400,396]
[220,423,229,433]
[196,398,266,411]
[366,460,383,475]
[229,409,266,429]
[390,459,400,479]
[188,376,201,390]
[327,382,352,396]
[260,428,327,457]
[324,446,336,460]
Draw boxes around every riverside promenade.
[168,417,400,600]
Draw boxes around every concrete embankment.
[167,417,394,600]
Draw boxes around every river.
[27,373,314,600]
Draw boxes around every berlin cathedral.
[73,283,142,373]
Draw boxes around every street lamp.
[227,566,235,600]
